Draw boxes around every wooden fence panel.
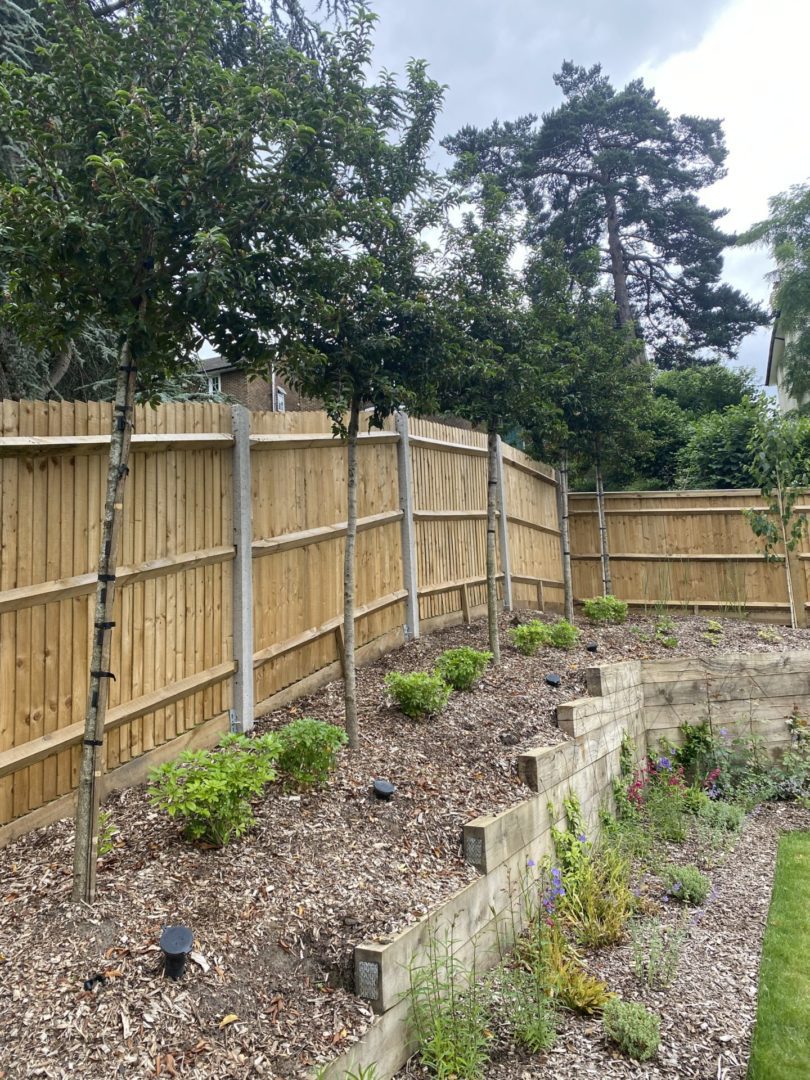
[501,445,563,611]
[0,403,563,830]
[569,489,797,617]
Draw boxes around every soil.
[1,610,809,1079]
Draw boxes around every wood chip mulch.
[1,611,809,1078]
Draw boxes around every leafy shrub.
[149,733,279,846]
[681,785,712,815]
[508,620,551,656]
[385,671,451,719]
[275,718,347,788]
[497,966,557,1053]
[602,998,661,1062]
[583,595,628,624]
[408,935,491,1079]
[661,863,711,905]
[434,647,492,691]
[630,918,686,988]
[547,618,581,649]
[508,618,580,654]
[758,626,783,644]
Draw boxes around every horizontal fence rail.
[0,402,561,834]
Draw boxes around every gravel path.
[0,612,808,1078]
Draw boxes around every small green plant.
[701,618,724,646]
[408,933,491,1079]
[660,862,711,905]
[275,718,347,788]
[630,918,686,987]
[602,997,661,1062]
[314,1065,378,1080]
[582,595,628,624]
[434,647,492,692]
[149,733,279,847]
[97,809,119,856]
[547,618,581,649]
[758,626,783,644]
[645,783,689,844]
[551,795,634,947]
[497,965,557,1053]
[385,671,451,719]
[698,799,745,833]
[549,944,612,1014]
[653,614,678,647]
[508,619,551,656]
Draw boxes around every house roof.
[200,354,234,374]
[765,314,786,388]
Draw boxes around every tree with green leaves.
[444,61,767,367]
[740,182,810,404]
[675,396,766,490]
[265,13,445,745]
[745,407,810,628]
[0,0,354,901]
[435,188,555,652]
[523,244,647,604]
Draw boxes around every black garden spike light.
[160,925,194,980]
[586,641,598,653]
[373,779,396,801]
[544,673,561,688]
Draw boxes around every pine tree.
[444,61,767,367]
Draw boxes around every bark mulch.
[0,612,808,1079]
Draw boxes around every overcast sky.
[370,0,810,380]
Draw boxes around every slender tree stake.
[594,453,612,596]
[72,320,140,903]
[342,399,360,747]
[775,467,798,630]
[486,427,501,664]
[558,449,574,621]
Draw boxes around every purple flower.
[527,858,536,868]
[658,756,672,770]
[577,833,587,844]
[720,728,730,739]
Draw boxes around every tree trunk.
[486,426,501,664]
[604,189,633,331]
[72,323,140,904]
[342,398,360,747]
[48,341,74,394]
[776,470,798,630]
[594,453,612,596]
[558,449,574,622]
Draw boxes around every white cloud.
[638,0,810,376]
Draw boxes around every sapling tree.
[265,13,445,746]
[435,185,547,659]
[0,0,351,901]
[520,245,645,612]
[745,408,810,628]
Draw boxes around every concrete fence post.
[231,404,255,731]
[395,411,420,640]
[495,435,513,611]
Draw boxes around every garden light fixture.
[160,925,194,980]
[373,779,396,801]
[545,673,561,687]
[587,642,598,653]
